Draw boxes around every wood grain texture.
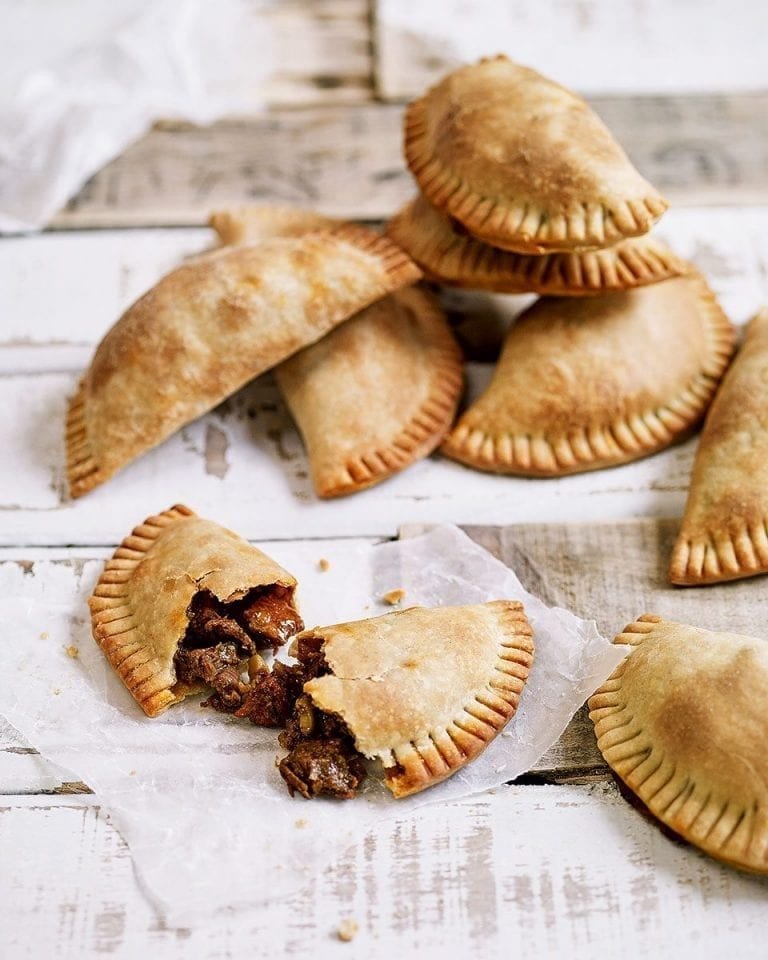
[51,93,768,228]
[374,0,768,99]
[2,785,766,959]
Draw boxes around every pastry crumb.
[65,645,79,658]
[128,770,136,776]
[40,631,49,640]
[52,687,61,696]
[336,918,358,942]
[294,817,308,829]
[317,558,331,572]
[382,588,406,606]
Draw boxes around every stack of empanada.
[388,56,736,477]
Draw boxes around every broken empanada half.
[589,614,768,874]
[442,275,735,476]
[209,205,343,246]
[278,601,534,799]
[66,226,421,497]
[276,286,463,497]
[404,56,668,254]
[387,195,687,295]
[670,307,768,585]
[88,504,303,717]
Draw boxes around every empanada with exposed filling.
[670,307,768,585]
[272,601,534,799]
[67,226,420,496]
[442,275,734,476]
[589,614,768,874]
[88,504,303,717]
[387,195,686,295]
[404,56,667,254]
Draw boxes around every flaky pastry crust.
[276,286,463,497]
[66,226,421,497]
[387,195,687,295]
[88,504,298,717]
[404,56,668,254]
[670,307,768,585]
[589,614,768,874]
[299,600,534,797]
[442,274,734,476]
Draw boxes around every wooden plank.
[0,367,719,545]
[51,94,768,228]
[4,206,767,358]
[2,785,766,958]
[374,0,768,99]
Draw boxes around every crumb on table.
[382,588,406,605]
[294,817,308,829]
[336,918,359,942]
[39,632,49,640]
[318,558,331,572]
[65,645,79,658]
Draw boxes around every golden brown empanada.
[275,285,463,497]
[442,275,734,476]
[387,195,687,295]
[88,504,303,718]
[209,205,342,245]
[670,308,768,585]
[276,601,534,799]
[589,614,768,874]
[67,226,420,497]
[208,204,463,496]
[404,56,668,254]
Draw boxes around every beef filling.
[277,636,367,800]
[173,586,303,714]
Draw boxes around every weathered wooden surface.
[375,0,768,99]
[3,784,766,959]
[52,93,768,228]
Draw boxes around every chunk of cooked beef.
[173,587,303,713]
[278,737,367,800]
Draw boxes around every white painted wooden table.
[2,3,767,956]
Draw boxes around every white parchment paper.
[0,0,273,233]
[0,525,625,925]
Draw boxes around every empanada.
[442,275,735,476]
[209,205,342,246]
[275,285,463,497]
[387,195,687,295]
[67,226,420,496]
[253,601,533,799]
[589,614,768,874]
[208,205,463,496]
[88,504,303,717]
[404,56,668,254]
[670,308,768,585]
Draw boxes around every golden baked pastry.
[589,614,768,874]
[209,205,342,245]
[88,504,303,718]
[275,601,534,799]
[276,285,463,497]
[442,275,734,476]
[67,226,421,497]
[404,56,668,254]
[387,195,687,295]
[670,307,768,585]
[208,204,462,496]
